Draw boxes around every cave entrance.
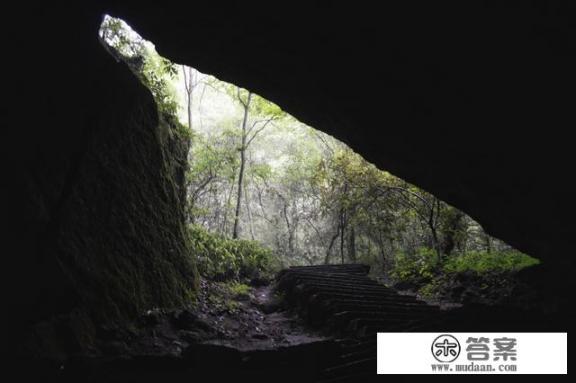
[99,14,539,314]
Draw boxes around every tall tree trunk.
[182,66,195,136]
[244,183,256,240]
[232,141,246,239]
[182,66,197,130]
[282,201,295,255]
[428,198,442,259]
[222,174,237,235]
[377,232,387,265]
[349,226,356,262]
[187,84,193,131]
[430,225,440,257]
[386,236,395,270]
[232,91,252,239]
[324,226,340,264]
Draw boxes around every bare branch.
[246,118,276,147]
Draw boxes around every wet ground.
[11,265,564,382]
[191,281,328,351]
[92,279,330,358]
[47,279,338,382]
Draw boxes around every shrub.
[226,281,251,299]
[443,250,539,274]
[188,224,274,281]
[389,247,540,303]
[390,247,439,285]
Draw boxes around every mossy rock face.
[52,60,197,325]
[16,49,198,357]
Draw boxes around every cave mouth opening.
[99,15,539,311]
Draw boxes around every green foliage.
[390,247,539,300]
[249,162,273,181]
[391,248,538,283]
[223,85,285,120]
[391,248,439,284]
[100,16,181,118]
[250,92,285,119]
[418,281,443,298]
[188,132,239,181]
[226,281,251,299]
[188,224,274,281]
[443,250,540,273]
[140,53,180,116]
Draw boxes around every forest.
[100,16,538,303]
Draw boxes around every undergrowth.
[188,224,276,282]
[389,247,539,302]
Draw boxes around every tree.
[230,88,284,239]
[186,131,238,223]
[182,66,200,130]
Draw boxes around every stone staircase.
[276,264,445,381]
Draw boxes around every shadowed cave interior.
[3,2,574,382]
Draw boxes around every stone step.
[275,263,442,381]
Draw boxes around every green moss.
[52,73,198,327]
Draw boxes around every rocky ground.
[55,279,337,382]
[94,279,328,358]
[17,265,561,382]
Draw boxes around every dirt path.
[195,282,328,351]
[93,280,329,358]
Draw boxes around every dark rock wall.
[3,5,197,353]
[51,62,196,324]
